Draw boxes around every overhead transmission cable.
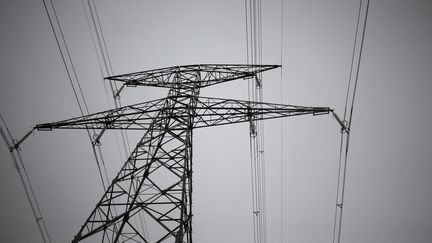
[80,0,125,188]
[41,0,109,190]
[245,0,267,242]
[81,0,132,160]
[81,0,149,238]
[91,0,132,155]
[332,0,370,242]
[279,0,284,242]
[0,113,52,243]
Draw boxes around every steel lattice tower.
[36,64,331,242]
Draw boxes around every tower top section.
[105,64,280,89]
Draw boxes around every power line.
[245,1,267,242]
[0,113,52,243]
[332,0,365,239]
[41,0,109,189]
[81,0,149,238]
[82,0,133,161]
[279,0,284,242]
[333,0,370,242]
[80,0,128,168]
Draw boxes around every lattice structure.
[36,64,331,242]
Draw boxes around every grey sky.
[1,0,432,242]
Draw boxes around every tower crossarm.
[193,96,332,128]
[105,64,280,89]
[35,95,331,132]
[35,97,167,131]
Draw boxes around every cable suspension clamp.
[341,120,349,134]
[92,134,101,146]
[9,129,35,152]
[92,126,107,146]
[249,123,257,137]
[113,84,125,100]
[255,75,262,89]
[247,108,257,137]
[332,111,350,134]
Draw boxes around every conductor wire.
[279,0,284,242]
[333,1,370,242]
[41,0,108,189]
[0,113,52,243]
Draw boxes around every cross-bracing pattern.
[73,88,200,243]
[36,64,331,242]
[36,96,330,131]
[107,64,279,89]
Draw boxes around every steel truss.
[36,64,331,243]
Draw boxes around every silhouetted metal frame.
[36,64,331,243]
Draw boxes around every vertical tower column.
[73,78,201,243]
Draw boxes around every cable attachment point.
[113,91,120,100]
[255,75,262,89]
[92,134,101,146]
[92,127,107,147]
[9,129,35,152]
[10,139,21,152]
[247,108,257,137]
[332,111,350,134]
[113,84,126,100]
[341,120,349,134]
[249,123,257,137]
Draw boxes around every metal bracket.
[332,111,350,134]
[247,108,257,137]
[113,84,126,99]
[92,126,107,147]
[9,129,35,152]
[255,75,262,89]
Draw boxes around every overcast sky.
[1,0,432,242]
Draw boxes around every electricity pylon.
[36,64,331,242]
